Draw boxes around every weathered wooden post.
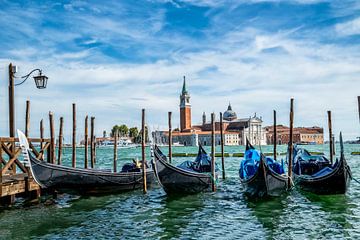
[49,111,55,164]
[114,129,118,173]
[40,119,44,159]
[211,113,216,192]
[220,112,225,180]
[90,117,95,168]
[142,109,147,194]
[58,117,64,165]
[168,111,172,163]
[84,115,88,169]
[8,64,15,176]
[358,96,360,125]
[25,100,30,137]
[72,103,76,168]
[8,63,15,138]
[273,110,277,160]
[327,111,333,164]
[288,98,294,187]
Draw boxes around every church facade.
[153,77,267,146]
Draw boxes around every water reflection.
[157,193,205,239]
[302,191,353,237]
[246,195,288,239]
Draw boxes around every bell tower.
[180,76,191,132]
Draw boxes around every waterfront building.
[153,78,267,146]
[264,125,324,145]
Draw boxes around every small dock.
[0,137,52,205]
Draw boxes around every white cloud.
[335,17,360,36]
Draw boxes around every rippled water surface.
[1,144,360,239]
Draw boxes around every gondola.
[291,132,351,195]
[152,144,217,194]
[239,141,289,198]
[17,130,155,194]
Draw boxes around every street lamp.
[15,68,48,89]
[8,63,48,137]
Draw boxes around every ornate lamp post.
[8,63,48,137]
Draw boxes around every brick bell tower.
[180,76,191,132]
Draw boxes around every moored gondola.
[18,130,155,194]
[239,141,289,198]
[291,132,351,195]
[152,144,217,194]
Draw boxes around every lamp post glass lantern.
[33,73,48,89]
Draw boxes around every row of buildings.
[153,77,324,146]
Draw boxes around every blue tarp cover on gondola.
[239,141,285,180]
[293,146,335,177]
[177,145,218,173]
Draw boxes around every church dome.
[223,103,237,121]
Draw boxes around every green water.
[1,144,360,239]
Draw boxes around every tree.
[129,127,139,138]
[111,125,119,137]
[118,124,129,137]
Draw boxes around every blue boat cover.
[293,145,335,177]
[239,141,285,180]
[177,145,218,173]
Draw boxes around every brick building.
[264,125,324,145]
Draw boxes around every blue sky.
[0,0,359,141]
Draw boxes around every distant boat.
[17,130,155,194]
[98,139,138,148]
[152,144,218,194]
[156,142,185,147]
[239,140,290,198]
[291,132,351,195]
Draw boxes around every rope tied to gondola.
[206,172,219,186]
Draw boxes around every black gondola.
[291,132,351,195]
[18,130,155,194]
[152,144,217,194]
[239,141,290,198]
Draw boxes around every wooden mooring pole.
[49,111,55,164]
[273,110,277,160]
[168,111,172,163]
[220,112,225,180]
[25,100,30,137]
[8,63,15,138]
[84,116,89,169]
[40,119,44,159]
[142,109,147,194]
[288,98,294,187]
[72,103,76,168]
[327,111,333,164]
[358,96,360,125]
[8,64,15,178]
[114,129,118,173]
[211,113,216,192]
[58,117,64,165]
[90,117,95,168]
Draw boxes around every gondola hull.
[28,153,155,194]
[293,157,351,195]
[153,155,214,194]
[240,158,288,198]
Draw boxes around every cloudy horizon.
[0,0,359,142]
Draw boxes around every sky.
[0,0,359,142]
